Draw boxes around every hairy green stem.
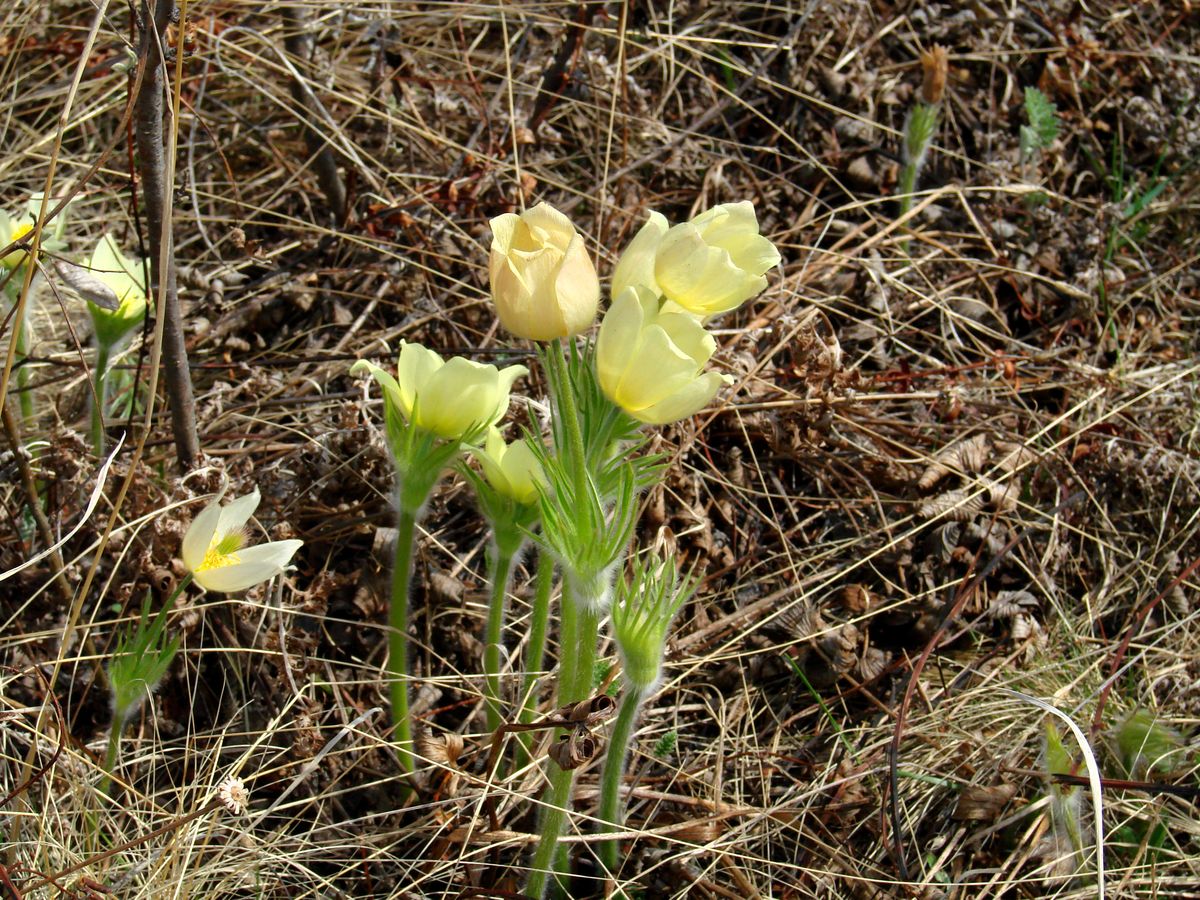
[390,506,417,774]
[527,586,601,900]
[90,342,112,457]
[14,320,32,424]
[484,547,514,735]
[516,551,556,764]
[598,688,644,874]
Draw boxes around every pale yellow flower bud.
[181,489,302,593]
[351,341,528,441]
[488,202,599,341]
[596,286,731,425]
[655,201,780,316]
[475,427,545,505]
[86,234,148,347]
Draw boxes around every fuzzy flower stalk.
[597,553,695,875]
[898,45,948,247]
[353,342,526,773]
[521,200,778,896]
[465,427,546,734]
[1043,720,1087,877]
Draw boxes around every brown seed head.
[920,45,949,105]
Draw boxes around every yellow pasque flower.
[488,202,599,341]
[1,196,68,273]
[474,427,545,505]
[351,340,528,441]
[612,201,780,317]
[596,286,731,425]
[87,234,148,347]
[182,489,303,593]
[0,210,36,271]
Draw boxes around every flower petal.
[182,498,222,571]
[613,323,700,412]
[216,488,260,538]
[655,227,762,315]
[597,286,651,398]
[191,540,303,593]
[350,359,406,418]
[656,307,717,366]
[396,342,444,417]
[612,211,668,299]
[633,370,727,425]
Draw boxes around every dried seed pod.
[931,522,965,562]
[840,584,881,614]
[918,488,985,520]
[990,589,1038,620]
[415,730,465,767]
[776,600,823,637]
[994,441,1039,473]
[1010,613,1034,642]
[984,478,1018,512]
[856,646,890,681]
[548,726,600,770]
[953,783,1018,821]
[918,434,989,490]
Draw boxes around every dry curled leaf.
[918,487,985,520]
[918,434,990,490]
[548,726,600,771]
[552,694,617,727]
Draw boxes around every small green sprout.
[103,592,180,794]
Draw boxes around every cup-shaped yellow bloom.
[87,234,148,347]
[1,196,68,272]
[351,341,528,441]
[613,201,780,317]
[474,427,545,505]
[182,489,303,593]
[597,286,731,425]
[488,202,599,341]
[0,210,35,271]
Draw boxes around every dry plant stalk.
[136,0,199,468]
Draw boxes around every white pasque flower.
[181,489,302,592]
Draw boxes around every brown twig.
[282,5,348,223]
[135,0,199,469]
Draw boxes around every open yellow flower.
[612,201,780,317]
[182,489,303,593]
[596,286,731,425]
[351,340,527,441]
[0,195,68,273]
[474,427,545,505]
[488,202,599,341]
[86,234,148,347]
[0,210,35,271]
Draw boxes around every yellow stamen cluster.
[196,531,245,572]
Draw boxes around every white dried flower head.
[217,776,249,815]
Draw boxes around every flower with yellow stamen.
[181,489,303,592]
[0,211,35,271]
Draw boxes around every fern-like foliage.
[1020,87,1060,160]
